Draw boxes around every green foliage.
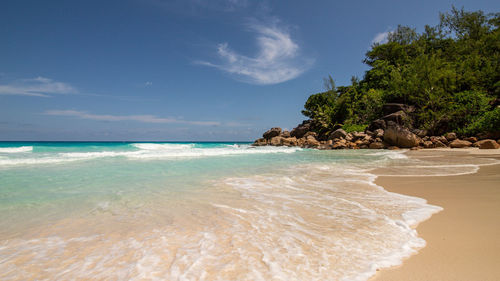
[323,75,336,92]
[302,84,383,133]
[448,91,491,133]
[302,90,337,129]
[302,7,500,136]
[342,123,368,133]
[439,6,489,40]
[464,107,500,135]
[388,25,418,45]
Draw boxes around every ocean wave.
[126,145,301,159]
[0,146,33,153]
[131,143,195,150]
[210,163,442,281]
[372,158,500,177]
[367,150,409,159]
[60,151,138,159]
[0,144,302,167]
[0,156,82,166]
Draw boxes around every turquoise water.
[1,142,493,280]
[0,142,373,238]
[0,142,372,217]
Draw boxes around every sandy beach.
[374,149,500,281]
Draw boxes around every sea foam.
[0,143,302,167]
[0,146,33,153]
[132,143,195,150]
[212,163,443,281]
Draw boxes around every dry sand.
[373,149,500,281]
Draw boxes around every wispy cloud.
[371,31,390,45]
[0,77,77,97]
[197,21,313,85]
[44,110,220,126]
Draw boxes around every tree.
[301,7,500,137]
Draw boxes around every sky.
[1,0,499,141]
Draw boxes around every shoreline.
[372,149,500,281]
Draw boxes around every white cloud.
[372,31,390,45]
[44,110,220,126]
[198,22,312,85]
[0,77,77,97]
[145,81,153,86]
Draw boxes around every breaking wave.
[0,143,302,167]
[0,146,33,153]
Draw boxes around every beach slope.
[374,151,500,281]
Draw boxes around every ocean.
[0,142,496,280]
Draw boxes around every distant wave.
[0,143,302,167]
[127,143,301,159]
[0,146,33,153]
[131,143,194,150]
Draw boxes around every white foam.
[0,151,137,167]
[0,144,302,167]
[126,145,301,159]
[61,151,136,158]
[402,205,442,226]
[375,164,481,177]
[0,156,78,166]
[368,150,409,159]
[216,162,443,281]
[0,146,33,153]
[132,143,194,150]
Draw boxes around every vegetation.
[302,7,500,137]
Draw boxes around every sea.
[0,142,497,281]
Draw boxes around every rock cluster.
[254,125,499,150]
[253,103,500,150]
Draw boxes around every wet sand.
[373,149,500,281]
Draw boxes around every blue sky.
[1,0,499,141]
